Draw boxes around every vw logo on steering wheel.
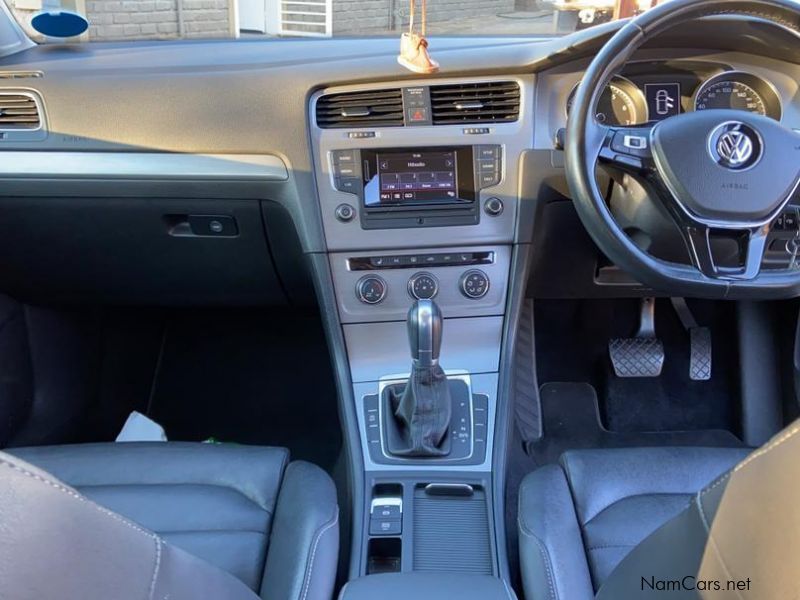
[709,122,762,171]
[717,131,753,165]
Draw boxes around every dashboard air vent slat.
[430,81,520,125]
[0,94,41,129]
[316,89,404,128]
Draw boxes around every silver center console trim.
[376,371,475,463]
[354,371,498,472]
[0,152,289,181]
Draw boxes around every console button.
[332,149,356,164]
[334,163,358,178]
[479,172,500,188]
[372,504,401,519]
[369,518,402,536]
[476,145,500,160]
[408,272,439,300]
[335,177,361,195]
[335,203,356,223]
[476,158,498,173]
[460,269,490,299]
[356,275,388,304]
[484,197,504,217]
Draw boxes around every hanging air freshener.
[397,0,439,74]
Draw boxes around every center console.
[310,75,533,582]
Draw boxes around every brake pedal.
[671,298,712,381]
[608,297,665,378]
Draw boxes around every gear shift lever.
[385,299,452,457]
[407,299,443,369]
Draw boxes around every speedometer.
[695,81,765,114]
[693,71,782,120]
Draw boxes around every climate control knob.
[356,275,387,305]
[408,272,439,300]
[459,269,490,299]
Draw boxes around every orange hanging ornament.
[397,0,439,74]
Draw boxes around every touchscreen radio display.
[361,147,475,208]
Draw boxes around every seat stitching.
[72,481,277,514]
[299,509,339,600]
[147,536,163,600]
[702,423,800,498]
[517,516,558,600]
[582,492,691,526]
[694,424,800,600]
[155,528,268,535]
[586,544,635,551]
[531,532,558,600]
[0,458,156,539]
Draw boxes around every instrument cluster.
[566,68,782,126]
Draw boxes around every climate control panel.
[330,245,510,323]
[408,272,439,300]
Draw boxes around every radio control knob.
[356,275,387,304]
[460,269,490,299]
[335,203,356,223]
[408,272,439,300]
[484,197,504,217]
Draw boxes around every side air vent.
[430,81,520,125]
[0,93,41,130]
[316,89,404,129]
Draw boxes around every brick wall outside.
[333,0,515,34]
[7,0,518,40]
[86,0,232,41]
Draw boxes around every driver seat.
[518,426,800,599]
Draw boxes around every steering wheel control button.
[460,269,490,299]
[623,135,647,149]
[408,272,439,300]
[356,275,387,305]
[708,122,762,171]
[611,130,651,158]
[335,203,356,223]
[484,197,504,217]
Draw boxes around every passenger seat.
[1,442,339,600]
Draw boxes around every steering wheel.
[565,0,800,298]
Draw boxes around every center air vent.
[316,89,404,129]
[430,81,520,125]
[0,93,41,130]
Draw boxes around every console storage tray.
[341,573,514,600]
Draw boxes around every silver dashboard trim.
[376,372,475,463]
[354,371,498,472]
[0,152,289,181]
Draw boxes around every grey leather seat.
[518,446,751,599]
[1,442,339,600]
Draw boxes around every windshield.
[4,0,659,42]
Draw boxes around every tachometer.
[693,71,782,120]
[567,76,648,126]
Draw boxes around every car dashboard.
[2,12,800,583]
